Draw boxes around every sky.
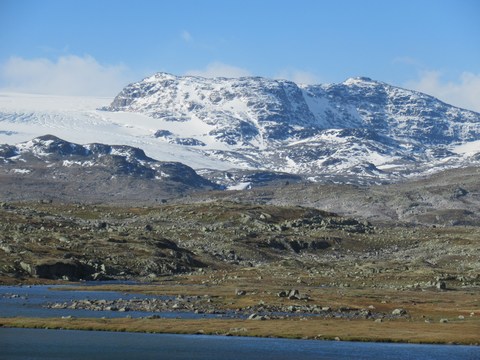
[0,0,479,111]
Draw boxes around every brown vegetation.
[1,316,478,345]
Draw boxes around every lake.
[0,284,219,319]
[0,328,478,360]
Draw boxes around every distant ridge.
[1,72,480,186]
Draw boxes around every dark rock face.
[156,162,217,188]
[171,138,206,146]
[261,238,331,253]
[154,130,206,147]
[200,169,304,189]
[0,145,18,158]
[154,130,174,138]
[31,135,89,157]
[26,260,95,281]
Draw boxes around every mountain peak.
[143,72,179,83]
[342,77,378,86]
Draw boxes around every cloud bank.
[406,71,480,113]
[181,30,193,43]
[275,69,320,85]
[0,55,132,96]
[185,62,251,78]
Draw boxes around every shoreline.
[1,274,479,347]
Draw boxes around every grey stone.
[288,289,300,300]
[248,313,265,321]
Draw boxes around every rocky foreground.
[1,201,479,288]
[0,201,479,344]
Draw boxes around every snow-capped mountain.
[1,72,480,186]
[105,73,480,182]
[0,92,233,171]
[0,135,219,202]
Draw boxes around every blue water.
[1,285,479,359]
[0,328,478,360]
[0,284,216,319]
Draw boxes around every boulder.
[248,313,266,321]
[392,308,407,316]
[288,289,300,300]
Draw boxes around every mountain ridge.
[0,134,220,203]
[2,72,480,185]
[103,72,480,183]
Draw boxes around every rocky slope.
[188,166,480,226]
[105,73,480,182]
[1,201,478,292]
[0,201,372,280]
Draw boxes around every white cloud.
[0,55,132,96]
[185,62,251,78]
[405,70,480,112]
[181,30,193,42]
[275,69,320,84]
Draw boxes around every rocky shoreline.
[44,292,407,321]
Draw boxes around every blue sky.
[1,0,479,111]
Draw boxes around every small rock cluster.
[276,289,309,300]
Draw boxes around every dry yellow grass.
[1,316,478,345]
